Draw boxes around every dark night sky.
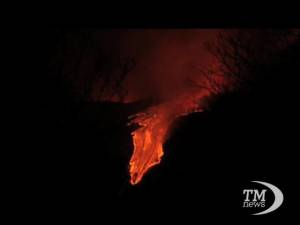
[58,29,219,102]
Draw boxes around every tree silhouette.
[46,29,135,102]
[205,29,300,90]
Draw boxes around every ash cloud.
[90,29,219,102]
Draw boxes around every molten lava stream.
[129,108,170,185]
[128,93,207,185]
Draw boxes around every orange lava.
[128,91,209,185]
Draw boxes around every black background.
[18,9,300,222]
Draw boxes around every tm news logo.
[242,181,284,215]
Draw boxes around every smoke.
[90,29,219,103]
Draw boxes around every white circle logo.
[242,181,284,215]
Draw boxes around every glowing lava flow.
[128,107,170,185]
[128,92,209,185]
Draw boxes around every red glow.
[128,90,211,185]
[94,30,228,184]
